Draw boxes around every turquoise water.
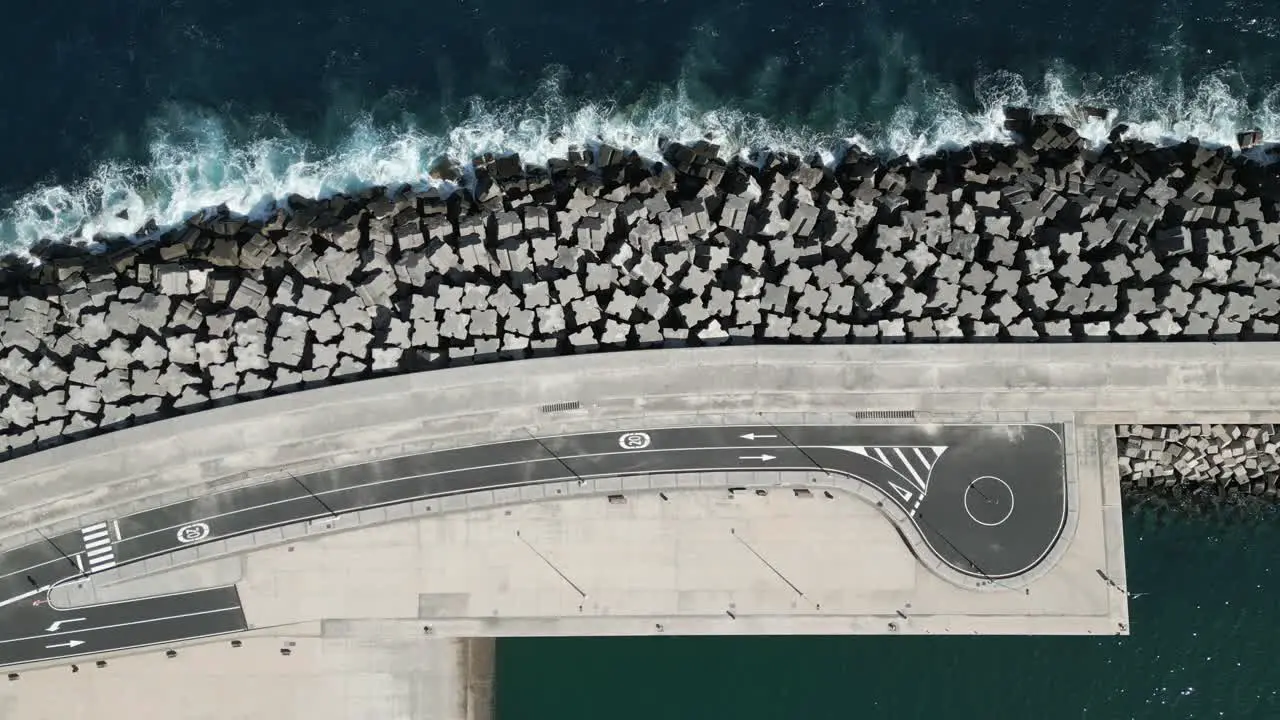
[495,505,1280,719]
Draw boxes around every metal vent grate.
[539,400,582,413]
[855,410,916,420]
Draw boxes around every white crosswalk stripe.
[80,522,117,572]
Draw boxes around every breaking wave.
[3,66,1280,253]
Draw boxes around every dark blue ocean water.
[3,0,1280,250]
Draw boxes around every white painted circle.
[176,522,211,544]
[963,476,1015,527]
[618,432,652,450]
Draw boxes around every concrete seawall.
[3,111,1280,468]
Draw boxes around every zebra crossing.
[834,445,948,512]
[79,522,117,572]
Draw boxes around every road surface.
[0,423,1065,667]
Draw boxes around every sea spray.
[3,67,1280,253]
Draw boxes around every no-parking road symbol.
[618,432,652,450]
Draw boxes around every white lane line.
[112,521,122,541]
[0,606,241,645]
[0,558,60,583]
[0,436,944,584]
[115,444,806,545]
[44,584,241,613]
[98,422,1059,519]
[4,427,1038,585]
[30,628,244,662]
[74,554,83,573]
[0,586,51,609]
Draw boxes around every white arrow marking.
[45,617,86,633]
[45,640,85,649]
[738,454,777,462]
[740,433,777,441]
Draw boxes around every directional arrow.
[45,617,86,633]
[45,640,85,649]
[740,433,777,441]
[738,454,777,462]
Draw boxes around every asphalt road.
[0,423,1065,667]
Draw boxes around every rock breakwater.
[2,112,1280,462]
[1118,424,1280,504]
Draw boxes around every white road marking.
[45,639,85,649]
[829,445,941,493]
[112,520,122,541]
[913,447,933,470]
[617,432,652,450]
[0,557,65,586]
[0,434,968,590]
[0,429,1029,591]
[78,522,118,573]
[45,617,85,632]
[116,444,805,545]
[0,586,50,609]
[176,523,211,544]
[887,482,914,503]
[1,606,241,645]
[106,420,1057,519]
[893,448,927,487]
[38,629,241,661]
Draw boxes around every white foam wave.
[3,68,1280,253]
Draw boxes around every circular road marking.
[618,432,652,450]
[176,522,211,544]
[963,476,1015,527]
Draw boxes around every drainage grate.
[539,400,582,413]
[855,410,916,420]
